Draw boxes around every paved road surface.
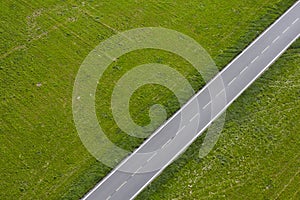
[83,1,300,199]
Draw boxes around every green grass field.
[0,0,299,199]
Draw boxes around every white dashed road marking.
[147,152,158,162]
[176,126,186,135]
[292,17,299,25]
[189,113,199,122]
[272,36,280,43]
[161,139,172,149]
[216,89,224,98]
[261,46,270,54]
[251,56,259,64]
[202,101,211,110]
[228,77,237,86]
[283,26,290,34]
[134,166,143,174]
[116,181,127,192]
[240,66,248,75]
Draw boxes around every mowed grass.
[0,0,298,199]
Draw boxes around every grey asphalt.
[83,1,300,200]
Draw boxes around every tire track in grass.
[26,0,117,43]
[274,169,300,199]
[0,45,26,60]
[0,0,115,60]
[291,186,300,199]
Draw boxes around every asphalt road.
[83,1,300,200]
